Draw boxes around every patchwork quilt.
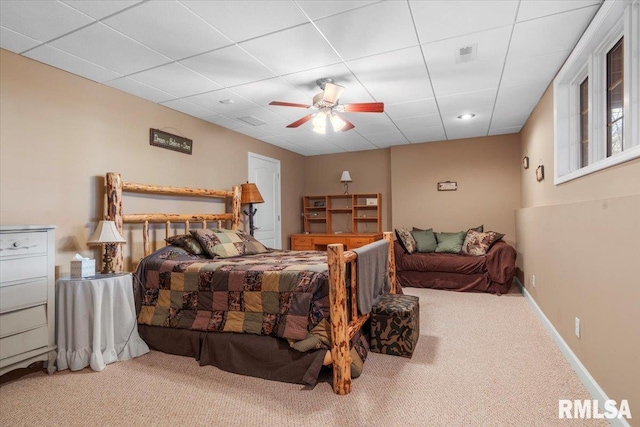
[136,246,331,343]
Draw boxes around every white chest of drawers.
[0,225,57,375]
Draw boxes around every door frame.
[248,152,282,249]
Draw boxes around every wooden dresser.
[0,225,57,375]
[291,233,382,251]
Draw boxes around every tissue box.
[70,259,96,278]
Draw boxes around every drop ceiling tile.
[437,88,497,114]
[410,0,518,44]
[488,125,523,136]
[429,61,503,98]
[0,1,94,42]
[352,118,399,136]
[315,1,417,60]
[25,44,122,83]
[240,23,341,75]
[104,1,232,60]
[181,0,308,43]
[508,6,600,60]
[232,78,307,107]
[160,99,216,119]
[517,0,602,22]
[180,45,276,88]
[401,124,447,144]
[232,124,271,140]
[347,47,433,104]
[422,26,512,72]
[61,0,142,20]
[296,1,380,20]
[201,114,244,130]
[361,129,409,146]
[50,23,171,75]
[130,62,221,98]
[104,76,174,103]
[393,114,442,131]
[326,131,380,151]
[183,89,257,114]
[0,26,40,53]
[495,82,546,111]
[502,50,569,88]
[444,119,491,140]
[224,107,290,125]
[491,103,531,128]
[385,98,438,120]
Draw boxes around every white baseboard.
[514,278,631,427]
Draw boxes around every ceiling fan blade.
[335,113,355,132]
[286,114,314,128]
[342,102,384,113]
[322,82,345,105]
[269,101,311,109]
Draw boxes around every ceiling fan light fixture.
[312,111,327,127]
[312,125,326,134]
[330,112,346,132]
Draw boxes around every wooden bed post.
[327,243,351,395]
[232,185,241,230]
[106,172,124,272]
[383,231,397,294]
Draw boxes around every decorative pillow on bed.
[435,231,467,254]
[165,234,205,255]
[410,228,437,253]
[191,228,269,258]
[470,225,484,233]
[395,228,417,254]
[462,230,505,256]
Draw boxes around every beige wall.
[303,148,392,232]
[390,134,521,243]
[518,85,640,422]
[0,49,305,272]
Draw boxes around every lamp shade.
[87,220,126,245]
[340,171,352,182]
[241,183,264,204]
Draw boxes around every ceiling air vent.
[237,116,267,126]
[455,44,478,64]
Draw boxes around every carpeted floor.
[0,286,608,426]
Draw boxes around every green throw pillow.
[435,231,466,254]
[411,228,437,253]
[470,225,483,233]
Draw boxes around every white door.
[248,153,281,249]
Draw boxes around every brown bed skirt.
[138,325,327,387]
[397,271,512,295]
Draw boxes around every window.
[554,1,639,184]
[606,38,623,157]
[580,78,589,167]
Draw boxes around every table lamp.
[87,220,126,274]
[340,171,352,195]
[241,183,264,236]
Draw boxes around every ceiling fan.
[269,78,384,134]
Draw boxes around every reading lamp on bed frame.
[87,220,127,274]
[241,183,264,236]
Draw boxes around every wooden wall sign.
[150,128,193,155]
[437,181,458,191]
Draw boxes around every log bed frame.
[105,172,397,395]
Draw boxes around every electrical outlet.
[531,275,536,288]
[575,317,581,338]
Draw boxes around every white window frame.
[554,0,640,185]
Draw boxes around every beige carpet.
[0,286,607,427]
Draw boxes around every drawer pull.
[1,242,38,251]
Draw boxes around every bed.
[104,172,397,394]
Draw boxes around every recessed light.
[457,113,476,120]
[219,99,234,104]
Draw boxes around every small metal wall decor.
[522,156,529,169]
[437,180,458,191]
[536,165,545,182]
[150,128,193,155]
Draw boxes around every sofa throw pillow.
[165,234,205,255]
[191,228,269,259]
[395,228,417,254]
[410,228,437,253]
[462,230,505,256]
[435,231,467,254]
[470,225,484,233]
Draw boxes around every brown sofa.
[394,240,517,295]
